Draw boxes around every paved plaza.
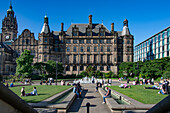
[68,84,111,113]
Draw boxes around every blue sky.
[0,0,170,45]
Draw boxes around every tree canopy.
[16,50,34,78]
[119,57,170,79]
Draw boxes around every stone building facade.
[0,4,134,76]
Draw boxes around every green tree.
[33,62,47,79]
[85,65,95,77]
[163,71,170,79]
[45,61,64,78]
[16,50,34,79]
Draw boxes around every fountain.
[73,76,105,84]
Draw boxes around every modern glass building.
[134,27,170,62]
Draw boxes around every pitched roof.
[65,23,111,36]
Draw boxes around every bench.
[99,88,121,113]
[48,92,76,113]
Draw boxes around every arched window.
[127,40,130,44]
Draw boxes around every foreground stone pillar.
[147,95,170,113]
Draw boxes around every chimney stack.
[61,22,64,31]
[89,15,92,25]
[111,23,114,32]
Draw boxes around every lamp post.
[56,61,58,85]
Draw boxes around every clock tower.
[1,2,18,43]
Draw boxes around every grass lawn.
[10,85,71,103]
[108,85,168,104]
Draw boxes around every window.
[73,32,77,36]
[66,55,69,63]
[127,40,130,44]
[167,44,169,51]
[87,32,91,36]
[127,47,130,52]
[167,51,169,57]
[100,32,104,36]
[94,55,97,64]
[80,55,83,64]
[66,66,70,71]
[45,38,47,42]
[107,46,110,52]
[87,55,90,64]
[118,56,121,62]
[73,55,76,63]
[73,40,77,44]
[114,48,116,52]
[22,39,25,44]
[44,55,47,61]
[73,47,77,52]
[86,39,91,44]
[101,46,103,52]
[107,55,110,63]
[67,47,70,52]
[80,47,83,52]
[167,28,169,37]
[107,66,110,71]
[93,39,98,44]
[73,66,77,71]
[87,46,90,52]
[162,32,164,39]
[107,39,111,44]
[100,39,104,44]
[94,47,97,52]
[127,56,130,61]
[158,34,160,41]
[114,40,117,44]
[66,40,71,44]
[80,66,84,71]
[55,47,58,52]
[100,66,104,71]
[79,40,84,44]
[26,39,29,44]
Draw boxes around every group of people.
[144,78,169,95]
[20,87,38,96]
[131,78,154,85]
[73,82,82,99]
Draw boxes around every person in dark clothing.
[77,82,82,97]
[164,79,169,94]
[21,87,25,96]
[103,87,111,104]
[96,81,99,91]
[127,78,130,83]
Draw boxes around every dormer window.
[73,31,77,36]
[86,29,91,36]
[100,28,105,36]
[72,26,78,36]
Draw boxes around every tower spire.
[10,0,12,9]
